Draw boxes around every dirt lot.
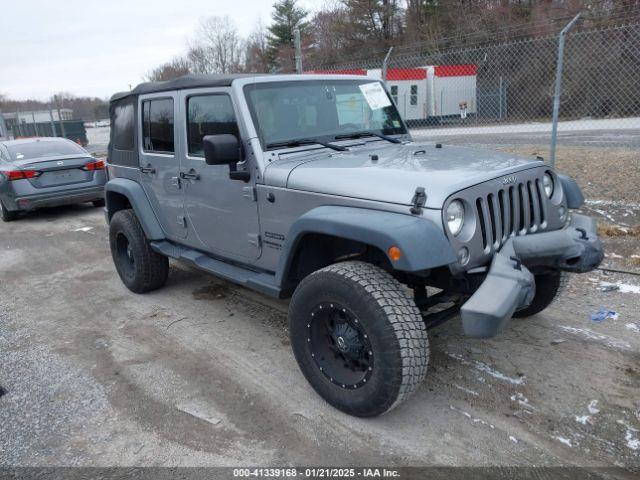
[1,127,638,471]
[0,204,639,470]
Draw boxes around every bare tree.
[245,20,271,72]
[188,16,245,74]
[145,57,192,82]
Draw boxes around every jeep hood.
[263,142,545,209]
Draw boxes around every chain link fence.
[308,22,640,151]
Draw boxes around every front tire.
[109,209,168,293]
[289,261,429,417]
[92,199,105,208]
[1,201,18,222]
[514,271,566,318]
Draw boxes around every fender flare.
[558,173,584,209]
[105,178,165,240]
[275,205,456,287]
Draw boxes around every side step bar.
[150,241,281,298]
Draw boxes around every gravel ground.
[0,206,639,470]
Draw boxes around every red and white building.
[310,65,478,122]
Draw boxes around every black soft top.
[110,74,263,102]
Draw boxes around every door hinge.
[248,233,261,247]
[243,186,257,202]
[177,215,187,228]
[171,176,182,189]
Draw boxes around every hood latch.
[410,187,427,215]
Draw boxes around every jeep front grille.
[475,179,547,252]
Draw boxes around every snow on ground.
[412,117,640,137]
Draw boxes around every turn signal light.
[388,246,402,262]
[0,170,41,181]
[82,160,105,171]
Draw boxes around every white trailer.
[312,65,477,123]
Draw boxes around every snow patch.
[588,400,600,415]
[599,282,640,294]
[73,226,93,232]
[558,326,631,350]
[625,323,640,333]
[453,384,479,396]
[575,415,592,425]
[449,405,495,429]
[554,436,573,447]
[616,420,640,451]
[510,392,535,410]
[446,352,525,385]
[509,436,519,444]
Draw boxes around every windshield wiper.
[265,138,347,152]
[334,131,402,144]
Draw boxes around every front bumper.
[460,213,603,338]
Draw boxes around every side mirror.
[203,134,240,165]
[203,134,250,182]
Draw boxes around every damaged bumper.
[460,213,604,338]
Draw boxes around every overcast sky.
[0,0,316,101]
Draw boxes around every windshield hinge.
[243,186,257,202]
[410,187,427,215]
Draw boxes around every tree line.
[146,0,639,80]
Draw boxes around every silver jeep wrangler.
[105,74,603,417]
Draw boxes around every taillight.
[82,160,105,171]
[0,170,41,181]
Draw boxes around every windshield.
[7,140,86,161]
[244,80,407,148]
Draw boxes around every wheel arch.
[276,206,457,292]
[105,178,165,240]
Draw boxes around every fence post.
[550,13,580,166]
[381,47,393,83]
[49,106,57,137]
[294,28,303,74]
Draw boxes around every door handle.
[140,164,156,174]
[180,170,200,181]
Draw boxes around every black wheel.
[92,199,105,208]
[109,209,168,293]
[289,261,429,417]
[514,271,566,318]
[1,201,18,222]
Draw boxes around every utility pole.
[32,111,39,136]
[54,94,66,138]
[293,28,303,74]
[382,47,394,83]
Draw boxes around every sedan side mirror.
[203,134,250,182]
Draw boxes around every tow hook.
[410,187,427,215]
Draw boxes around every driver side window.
[187,94,239,157]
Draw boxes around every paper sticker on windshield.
[392,120,401,128]
[359,82,391,110]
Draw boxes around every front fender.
[105,178,165,240]
[276,206,456,286]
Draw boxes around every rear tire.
[92,199,105,208]
[1,201,18,222]
[289,261,429,417]
[109,209,168,293]
[514,271,566,318]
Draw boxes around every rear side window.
[187,95,239,157]
[142,98,174,153]
[112,103,135,150]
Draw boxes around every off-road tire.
[109,209,168,294]
[514,271,567,318]
[92,199,106,208]
[289,261,429,417]
[0,201,18,222]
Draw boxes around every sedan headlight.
[543,173,554,198]
[446,200,465,236]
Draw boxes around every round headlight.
[446,200,465,236]
[543,173,554,198]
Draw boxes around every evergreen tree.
[267,0,309,71]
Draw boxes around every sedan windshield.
[244,80,407,148]
[6,140,86,161]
